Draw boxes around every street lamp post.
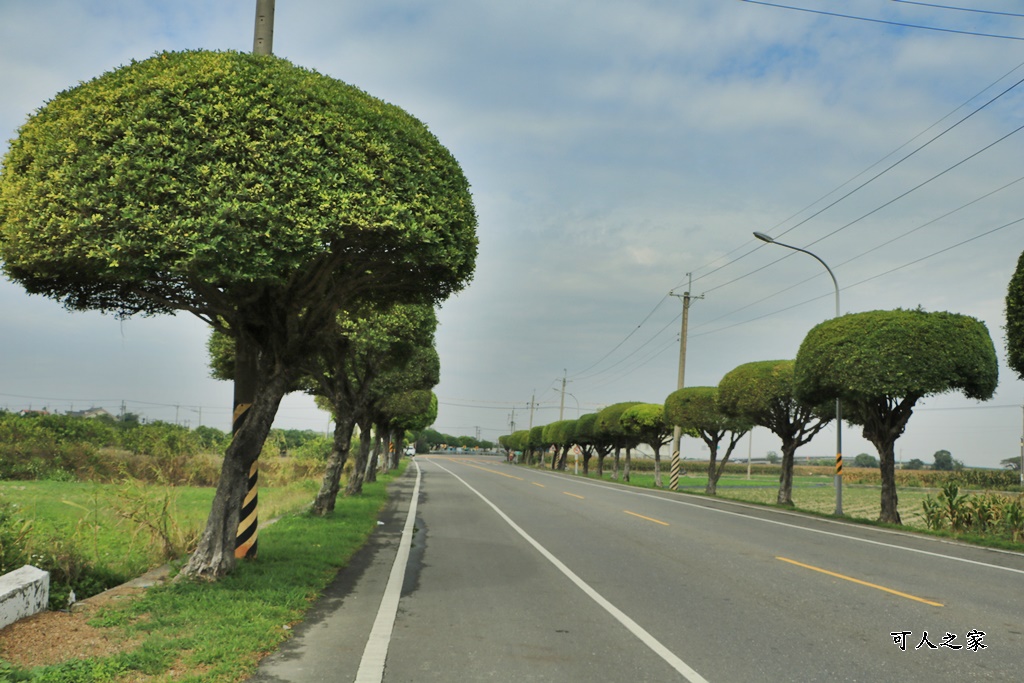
[753,231,844,516]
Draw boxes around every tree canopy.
[619,403,673,487]
[1006,250,1024,380]
[718,359,832,506]
[664,387,751,495]
[794,308,997,523]
[0,50,477,323]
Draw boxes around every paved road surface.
[251,455,1024,682]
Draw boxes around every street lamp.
[753,231,844,516]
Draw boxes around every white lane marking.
[430,459,709,683]
[355,459,422,682]
[539,471,1024,576]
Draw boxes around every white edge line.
[430,459,709,683]
[354,459,422,682]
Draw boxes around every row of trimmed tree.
[501,307,1002,525]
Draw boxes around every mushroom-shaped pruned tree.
[619,403,674,488]
[794,309,998,524]
[718,360,833,507]
[595,402,642,481]
[529,425,546,466]
[0,51,477,579]
[543,419,577,471]
[572,413,601,475]
[664,387,751,495]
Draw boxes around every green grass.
[555,466,966,533]
[0,464,405,683]
[0,479,318,582]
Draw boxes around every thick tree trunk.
[872,436,902,524]
[346,421,372,496]
[180,366,288,580]
[311,414,356,516]
[623,446,631,482]
[582,451,591,475]
[612,446,621,480]
[597,452,605,477]
[777,440,797,507]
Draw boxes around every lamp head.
[753,231,774,244]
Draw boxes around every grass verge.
[544,465,1023,550]
[0,463,406,683]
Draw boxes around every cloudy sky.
[2,1,1023,468]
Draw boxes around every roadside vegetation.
[520,455,1024,550]
[0,464,404,683]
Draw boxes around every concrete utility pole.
[253,0,275,55]
[235,0,277,562]
[669,274,703,492]
[558,370,568,421]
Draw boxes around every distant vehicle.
[405,446,416,457]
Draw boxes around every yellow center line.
[563,492,584,499]
[532,482,545,488]
[776,557,944,607]
[624,510,669,526]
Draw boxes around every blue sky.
[1,1,1023,467]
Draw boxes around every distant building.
[17,409,50,417]
[65,407,113,419]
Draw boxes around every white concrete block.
[0,565,49,629]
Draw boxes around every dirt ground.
[0,568,167,669]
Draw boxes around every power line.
[891,1,1024,19]
[741,1,1024,41]
[692,65,1024,294]
[569,294,671,378]
[690,216,1023,339]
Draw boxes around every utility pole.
[235,0,276,562]
[558,370,568,421]
[253,0,275,55]
[669,274,703,491]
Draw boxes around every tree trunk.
[365,429,381,484]
[180,364,288,580]
[346,421,372,496]
[777,440,797,507]
[597,452,605,477]
[311,414,356,516]
[705,447,719,495]
[652,445,662,488]
[612,446,621,480]
[582,450,592,475]
[623,446,631,482]
[871,436,902,524]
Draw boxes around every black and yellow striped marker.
[233,402,258,560]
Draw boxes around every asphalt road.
[251,455,1024,682]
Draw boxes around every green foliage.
[594,402,642,444]
[794,308,999,409]
[852,453,879,468]
[905,458,926,470]
[922,484,1024,542]
[664,387,749,436]
[932,449,960,471]
[542,419,577,446]
[1006,249,1024,380]
[0,50,477,317]
[618,403,672,451]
